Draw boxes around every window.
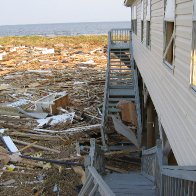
[146,0,151,47]
[141,0,144,42]
[191,0,196,88]
[163,0,175,68]
[132,6,137,34]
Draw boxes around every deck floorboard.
[103,172,156,196]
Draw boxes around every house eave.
[124,0,134,7]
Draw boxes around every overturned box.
[35,92,69,115]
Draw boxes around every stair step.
[109,82,133,85]
[110,59,130,63]
[110,64,130,67]
[108,103,119,107]
[108,97,135,101]
[109,88,135,96]
[110,57,130,60]
[109,72,132,75]
[110,68,132,71]
[109,85,134,89]
[108,108,121,113]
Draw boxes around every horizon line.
[0,20,131,27]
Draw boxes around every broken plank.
[112,115,139,148]
[8,132,59,141]
[105,165,128,173]
[12,139,61,153]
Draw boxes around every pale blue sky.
[0,0,131,26]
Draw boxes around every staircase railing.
[79,139,115,196]
[141,146,157,181]
[78,166,115,196]
[109,28,131,43]
[141,140,196,196]
[101,31,111,148]
[161,166,196,196]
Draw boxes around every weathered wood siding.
[132,0,196,165]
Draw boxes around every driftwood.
[12,139,61,153]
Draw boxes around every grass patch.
[0,35,108,47]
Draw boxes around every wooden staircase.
[101,29,142,148]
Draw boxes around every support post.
[146,99,155,148]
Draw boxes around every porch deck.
[104,172,156,196]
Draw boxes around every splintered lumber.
[8,132,59,140]
[112,115,139,148]
[61,124,101,134]
[12,139,61,153]
[16,141,38,153]
[34,124,101,134]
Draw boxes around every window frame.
[191,0,196,91]
[163,0,176,70]
[141,0,144,42]
[146,0,151,48]
[132,5,137,35]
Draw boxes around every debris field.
[0,36,140,196]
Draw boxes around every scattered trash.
[0,84,10,91]
[80,59,96,65]
[0,179,16,186]
[0,52,7,60]
[42,48,55,55]
[16,107,48,119]
[37,113,75,127]
[35,92,69,114]
[5,99,30,108]
[2,136,21,155]
[0,36,107,195]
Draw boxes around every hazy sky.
[0,0,131,26]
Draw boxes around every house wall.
[131,0,196,165]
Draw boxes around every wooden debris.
[112,115,139,148]
[12,139,61,153]
[117,100,137,126]
[105,165,128,173]
[72,166,86,184]
[16,141,38,153]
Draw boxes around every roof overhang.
[124,0,134,7]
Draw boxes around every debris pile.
[0,36,107,196]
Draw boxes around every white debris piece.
[73,81,86,85]
[0,129,6,134]
[35,91,68,114]
[2,136,21,155]
[80,60,96,65]
[37,113,75,127]
[0,52,7,60]
[6,99,30,107]
[10,46,26,52]
[42,48,55,55]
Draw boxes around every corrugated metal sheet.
[131,0,196,165]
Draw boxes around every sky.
[0,0,131,26]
